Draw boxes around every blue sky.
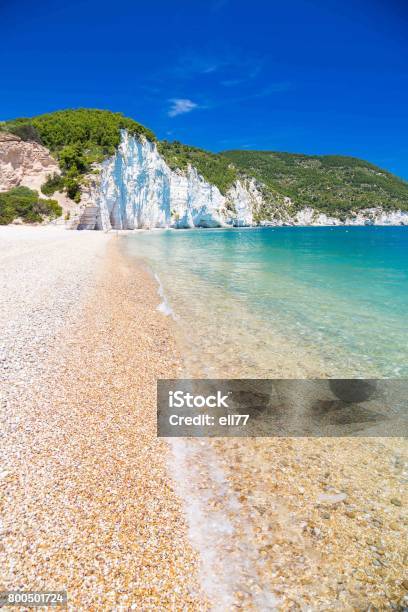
[1,0,407,178]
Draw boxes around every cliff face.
[0,132,60,193]
[90,131,257,230]
[0,132,77,220]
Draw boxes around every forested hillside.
[222,150,408,217]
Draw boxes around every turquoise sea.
[123,227,408,378]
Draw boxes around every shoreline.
[1,226,407,610]
[120,233,408,608]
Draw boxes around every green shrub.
[5,123,42,143]
[41,173,65,196]
[0,186,62,225]
[58,144,88,174]
[64,177,81,202]
[2,108,407,219]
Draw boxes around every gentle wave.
[154,272,177,319]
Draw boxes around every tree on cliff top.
[3,108,155,153]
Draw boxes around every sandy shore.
[0,227,206,609]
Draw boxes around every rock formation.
[0,132,60,192]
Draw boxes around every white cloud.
[168,98,198,117]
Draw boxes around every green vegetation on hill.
[3,108,155,153]
[0,187,62,225]
[158,140,238,195]
[1,109,155,202]
[222,150,408,218]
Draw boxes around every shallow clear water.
[123,227,408,378]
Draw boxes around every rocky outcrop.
[345,208,408,225]
[226,179,258,226]
[0,132,78,221]
[291,206,408,226]
[0,132,60,193]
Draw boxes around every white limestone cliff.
[345,208,408,225]
[292,206,408,226]
[88,131,256,230]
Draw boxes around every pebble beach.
[0,226,407,610]
[0,227,206,609]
